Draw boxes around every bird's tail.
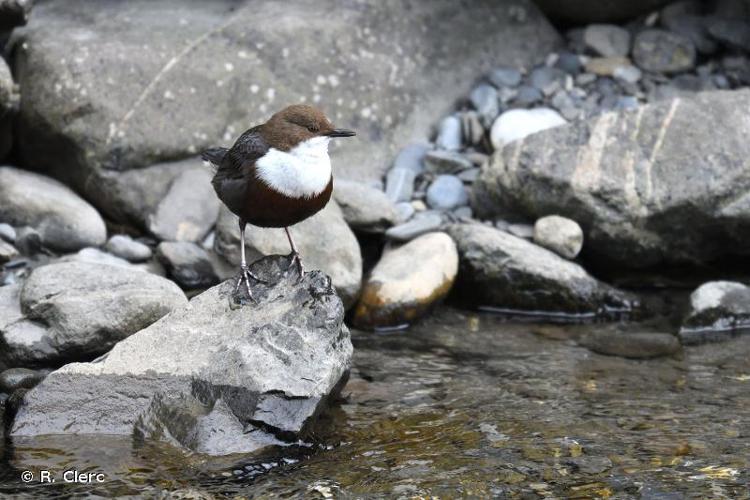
[201,147,228,165]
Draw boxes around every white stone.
[533,215,584,259]
[490,108,567,150]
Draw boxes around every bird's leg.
[284,227,304,279]
[234,220,266,302]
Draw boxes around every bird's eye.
[307,125,317,132]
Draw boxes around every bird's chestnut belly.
[241,179,333,228]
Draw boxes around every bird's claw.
[286,251,305,283]
[233,264,266,303]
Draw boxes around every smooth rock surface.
[580,329,681,359]
[584,24,631,57]
[680,281,750,345]
[385,212,443,242]
[426,175,468,211]
[392,144,428,173]
[533,215,584,259]
[156,241,219,289]
[62,247,135,270]
[447,223,638,317]
[105,235,153,262]
[473,90,750,268]
[0,262,187,366]
[490,108,566,150]
[385,168,416,203]
[424,150,474,174]
[435,116,462,151]
[214,202,362,308]
[10,256,353,457]
[0,240,18,263]
[0,167,106,252]
[0,223,16,243]
[354,232,457,329]
[333,180,398,234]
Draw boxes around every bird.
[202,104,356,302]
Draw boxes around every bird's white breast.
[255,136,332,199]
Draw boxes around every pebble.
[632,29,696,74]
[0,368,46,393]
[533,215,584,259]
[385,167,416,203]
[460,111,485,146]
[555,52,582,75]
[426,175,469,210]
[584,24,631,57]
[490,108,567,150]
[435,115,462,151]
[156,241,219,289]
[584,56,631,76]
[64,247,135,269]
[576,72,597,86]
[411,200,427,211]
[453,206,473,219]
[105,234,153,262]
[394,202,415,223]
[423,150,474,174]
[392,143,428,173]
[385,212,443,242]
[514,85,543,106]
[529,67,567,95]
[0,240,18,264]
[488,67,522,88]
[613,64,642,84]
[0,222,15,242]
[469,84,499,126]
[580,330,681,359]
[457,167,481,183]
[615,96,640,110]
[507,223,534,239]
[333,179,398,233]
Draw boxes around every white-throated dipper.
[202,104,356,301]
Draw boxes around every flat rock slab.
[10,256,353,456]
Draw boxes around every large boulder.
[0,261,187,367]
[0,167,106,252]
[11,0,559,226]
[215,202,362,308]
[447,223,638,318]
[473,90,750,269]
[10,256,353,457]
[679,281,750,345]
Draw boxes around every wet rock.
[426,175,468,211]
[469,84,499,127]
[564,456,613,475]
[535,0,671,24]
[214,202,362,309]
[354,232,457,329]
[0,223,15,242]
[490,108,566,150]
[473,90,750,268]
[447,223,637,317]
[580,329,681,359]
[0,167,106,252]
[333,179,398,234]
[62,247,135,270]
[533,215,583,259]
[632,29,696,73]
[435,115,462,151]
[0,368,45,393]
[157,241,219,289]
[584,24,631,57]
[679,281,750,345]
[0,261,187,367]
[385,212,443,242]
[10,256,353,457]
[0,240,18,263]
[105,235,153,262]
[424,150,474,174]
[385,167,416,203]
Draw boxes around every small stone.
[435,115,462,151]
[488,67,522,88]
[0,240,18,264]
[411,200,427,212]
[0,368,46,393]
[0,222,15,243]
[555,52,582,75]
[105,234,153,262]
[490,108,567,150]
[679,281,750,345]
[469,84,499,126]
[664,14,717,55]
[465,152,489,166]
[514,85,543,106]
[156,241,220,289]
[706,18,750,52]
[201,231,215,250]
[457,168,481,183]
[394,202,415,223]
[392,143,428,173]
[453,206,473,219]
[507,223,534,239]
[424,150,474,174]
[63,247,135,270]
[529,66,567,95]
[551,90,576,114]
[385,167,416,203]
[333,179,398,234]
[580,330,681,359]
[584,24,632,57]
[426,175,469,210]
[497,86,518,104]
[632,29,696,74]
[385,212,443,242]
[585,56,631,76]
[353,232,458,329]
[576,72,597,86]
[460,111,485,146]
[564,456,614,475]
[533,215,584,259]
[615,96,640,110]
[613,65,642,84]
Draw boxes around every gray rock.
[385,167,416,203]
[490,108,566,150]
[535,0,671,24]
[632,29,696,74]
[214,202,362,309]
[424,150,474,174]
[533,215,584,259]
[453,206,473,219]
[426,175,468,211]
[105,235,153,262]
[435,115,462,151]
[580,329,681,359]
[447,223,638,317]
[0,368,45,393]
[613,65,642,84]
[564,456,613,475]
[469,84,499,127]
[62,247,135,270]
[12,226,40,255]
[706,18,750,52]
[0,57,17,162]
[473,90,750,268]
[0,240,18,264]
[584,56,631,76]
[392,144,428,173]
[514,85,543,106]
[584,24,631,57]
[662,11,717,55]
[333,179,397,234]
[14,0,558,211]
[679,281,750,345]
[10,256,353,457]
[0,261,187,367]
[457,167,481,183]
[488,67,523,88]
[0,222,15,243]
[0,167,106,252]
[555,52,583,75]
[394,202,415,223]
[385,212,443,242]
[529,67,567,95]
[507,223,534,239]
[156,241,219,289]
[615,96,640,110]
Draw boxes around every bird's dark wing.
[220,126,269,175]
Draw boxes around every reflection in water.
[2,308,749,498]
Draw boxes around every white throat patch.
[255,136,332,199]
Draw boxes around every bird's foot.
[233,264,267,304]
[286,251,305,283]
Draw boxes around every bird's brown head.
[263,104,355,150]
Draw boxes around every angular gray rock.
[423,150,474,174]
[105,234,153,262]
[10,256,353,457]
[385,212,443,242]
[0,261,187,366]
[333,179,398,234]
[679,281,750,345]
[473,90,750,268]
[156,241,219,289]
[13,0,559,221]
[632,29,696,74]
[447,223,638,318]
[584,24,631,57]
[533,215,584,259]
[0,167,106,252]
[214,202,362,308]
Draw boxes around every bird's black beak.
[326,128,356,138]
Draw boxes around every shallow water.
[2,308,749,498]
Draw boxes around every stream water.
[1,308,749,498]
